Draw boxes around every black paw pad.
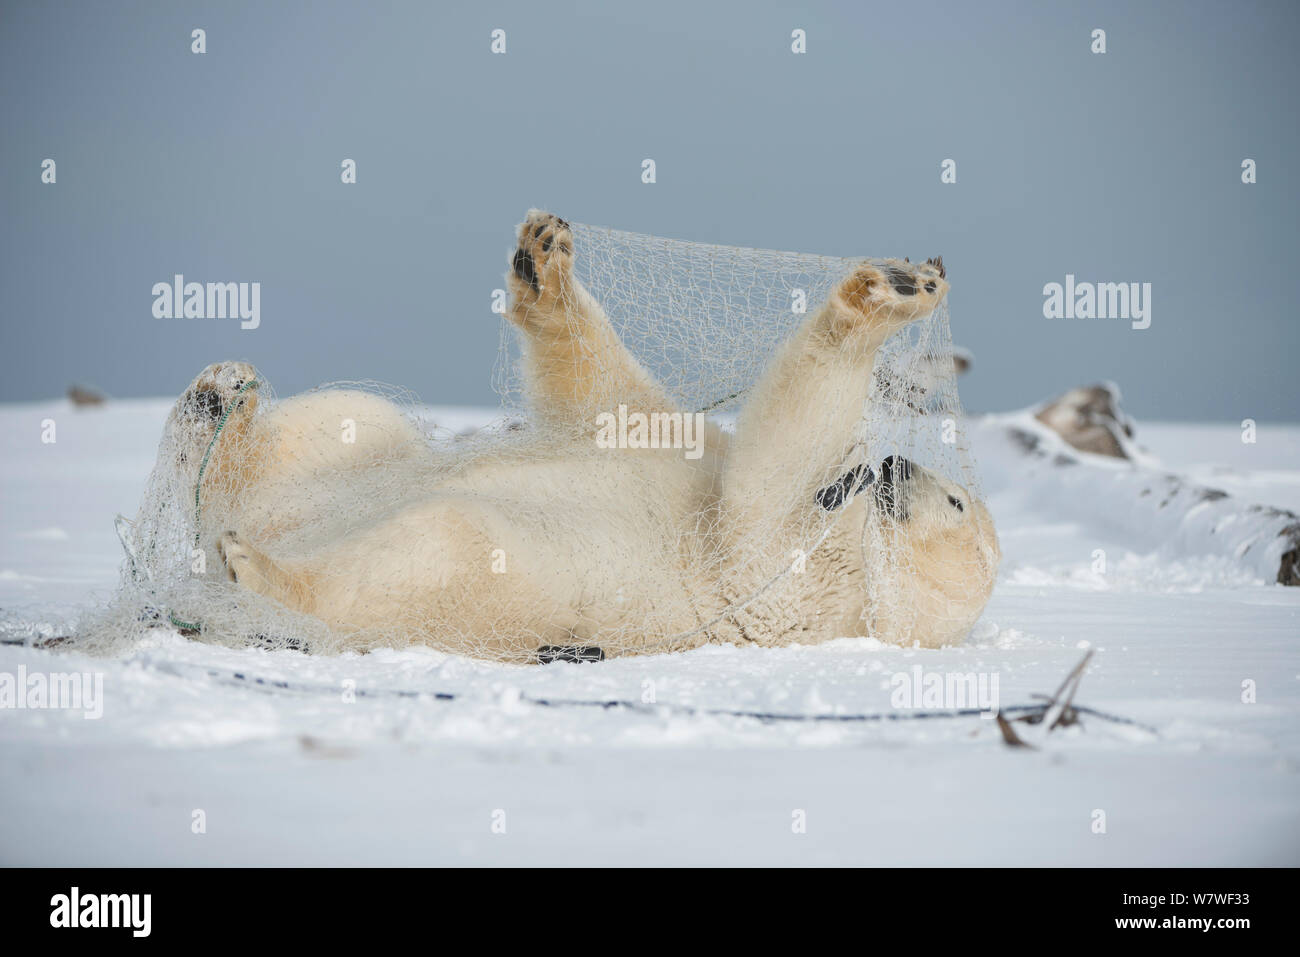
[816,463,875,511]
[884,266,917,296]
[185,389,224,420]
[537,645,605,664]
[512,246,538,290]
[250,632,309,653]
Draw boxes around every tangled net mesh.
[77,221,993,663]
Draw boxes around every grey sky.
[2,0,1296,421]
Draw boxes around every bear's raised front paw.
[833,257,949,337]
[508,210,575,312]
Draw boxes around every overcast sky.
[2,0,1296,421]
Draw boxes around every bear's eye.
[947,495,964,512]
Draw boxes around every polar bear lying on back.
[167,211,999,661]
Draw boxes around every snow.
[1,398,1298,865]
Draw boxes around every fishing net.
[78,214,998,663]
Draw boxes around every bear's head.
[859,455,1000,647]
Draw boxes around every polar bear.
[165,211,999,661]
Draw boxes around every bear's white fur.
[169,212,999,661]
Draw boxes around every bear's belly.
[435,450,722,642]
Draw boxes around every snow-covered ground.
[1,398,1297,865]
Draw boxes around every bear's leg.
[164,362,274,559]
[166,362,267,540]
[723,257,949,528]
[505,210,679,429]
[218,530,314,612]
